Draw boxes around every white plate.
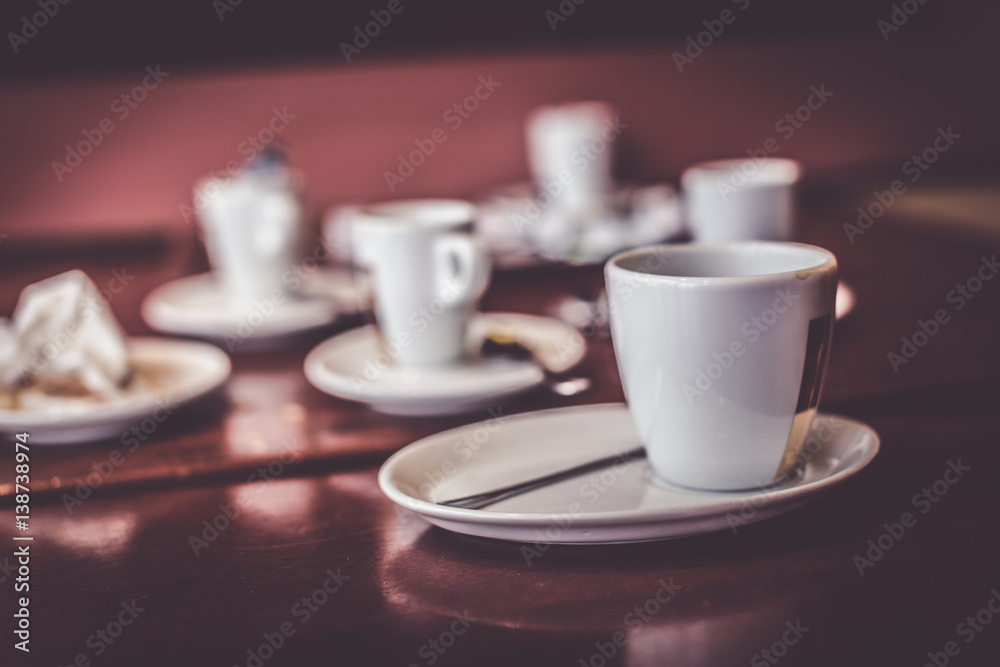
[378,404,880,543]
[0,338,231,444]
[141,269,367,347]
[304,313,586,416]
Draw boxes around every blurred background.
[0,0,996,243]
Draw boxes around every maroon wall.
[0,0,995,240]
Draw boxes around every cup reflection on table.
[605,241,837,491]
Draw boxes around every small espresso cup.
[351,199,490,367]
[682,158,801,242]
[606,242,837,491]
[195,170,303,302]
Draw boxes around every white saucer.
[0,338,231,445]
[378,404,879,543]
[142,268,367,347]
[304,313,586,416]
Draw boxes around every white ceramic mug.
[606,242,837,491]
[195,168,303,302]
[351,199,490,367]
[682,158,801,242]
[525,101,617,209]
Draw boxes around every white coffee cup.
[606,242,837,491]
[351,199,490,367]
[682,158,801,242]
[195,168,303,302]
[525,101,618,209]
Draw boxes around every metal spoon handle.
[437,447,647,510]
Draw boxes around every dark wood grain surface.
[2,200,999,666]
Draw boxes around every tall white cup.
[195,168,303,302]
[351,199,490,367]
[606,242,837,491]
[525,101,618,209]
[682,158,801,242]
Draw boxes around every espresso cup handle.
[434,234,490,305]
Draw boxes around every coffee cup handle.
[434,234,491,304]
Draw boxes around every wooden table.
[2,199,1000,666]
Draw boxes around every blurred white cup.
[525,101,618,209]
[195,167,303,302]
[682,158,801,242]
[352,199,490,367]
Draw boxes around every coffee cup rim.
[193,167,304,198]
[681,158,802,189]
[606,241,836,284]
[356,198,476,228]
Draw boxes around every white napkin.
[0,270,131,399]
